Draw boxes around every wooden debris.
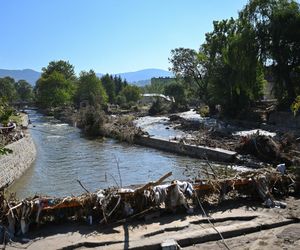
[0,168,297,241]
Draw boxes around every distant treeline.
[1,0,300,118]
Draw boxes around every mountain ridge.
[0,69,41,86]
[0,68,173,86]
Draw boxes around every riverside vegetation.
[0,1,299,133]
[0,0,299,158]
[1,0,300,248]
[1,0,300,165]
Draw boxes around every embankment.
[0,116,36,188]
[134,135,237,162]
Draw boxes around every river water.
[9,110,208,198]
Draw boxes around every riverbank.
[46,106,300,167]
[3,195,300,250]
[0,113,36,188]
[2,110,299,249]
[8,109,210,198]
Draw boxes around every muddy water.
[9,110,208,198]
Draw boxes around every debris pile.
[0,168,297,243]
[102,115,147,142]
[166,112,300,166]
[0,122,26,147]
[237,134,299,165]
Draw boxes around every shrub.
[291,96,300,116]
[149,98,170,115]
[77,105,106,136]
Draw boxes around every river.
[9,110,210,198]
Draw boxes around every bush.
[121,85,141,103]
[77,106,106,136]
[0,99,13,124]
[116,94,127,106]
[291,96,300,116]
[149,98,170,115]
[199,105,210,117]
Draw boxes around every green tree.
[203,18,265,117]
[144,77,177,94]
[35,61,77,108]
[101,74,116,103]
[169,48,209,102]
[241,0,300,107]
[164,82,186,105]
[0,77,17,102]
[113,75,128,96]
[15,80,34,102]
[41,60,76,80]
[76,70,108,106]
[120,85,141,104]
[35,71,75,108]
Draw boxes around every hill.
[0,68,173,86]
[115,68,172,83]
[97,68,173,86]
[0,69,41,86]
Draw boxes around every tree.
[35,71,75,108]
[240,0,300,107]
[120,85,141,104]
[114,75,128,95]
[0,77,17,102]
[76,70,108,106]
[164,82,186,105]
[41,60,76,80]
[101,74,116,103]
[35,61,77,108]
[202,18,265,117]
[15,80,34,102]
[144,77,177,94]
[169,48,209,102]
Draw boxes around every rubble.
[237,134,296,165]
[166,113,300,166]
[0,167,297,244]
[102,115,147,143]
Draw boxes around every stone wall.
[0,133,36,188]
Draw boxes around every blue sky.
[0,0,249,74]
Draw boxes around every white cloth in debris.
[118,188,134,193]
[153,184,169,204]
[176,181,194,197]
[96,190,105,204]
[168,183,188,209]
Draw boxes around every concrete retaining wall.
[0,133,36,188]
[134,136,237,162]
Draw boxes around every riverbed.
[9,110,214,198]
